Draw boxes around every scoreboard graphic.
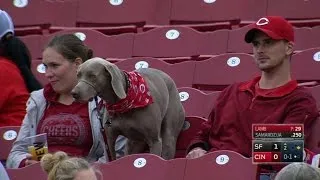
[252,124,304,164]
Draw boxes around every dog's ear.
[101,61,126,99]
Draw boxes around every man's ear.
[286,41,294,56]
[74,57,83,66]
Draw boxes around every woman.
[0,9,42,126]
[41,151,101,180]
[6,34,126,168]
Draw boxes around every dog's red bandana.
[105,71,153,116]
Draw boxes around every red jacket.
[188,77,319,157]
[0,58,29,127]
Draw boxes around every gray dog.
[71,57,185,160]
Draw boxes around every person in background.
[186,16,319,179]
[7,34,126,169]
[274,162,320,180]
[0,9,42,127]
[41,151,101,180]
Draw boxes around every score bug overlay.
[252,124,304,164]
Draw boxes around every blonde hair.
[275,162,320,180]
[40,151,99,180]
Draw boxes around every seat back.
[96,154,186,180]
[193,53,259,91]
[132,26,228,58]
[7,162,47,180]
[0,0,77,27]
[115,57,196,87]
[44,29,134,59]
[0,126,20,161]
[178,87,220,118]
[292,47,320,82]
[184,150,258,180]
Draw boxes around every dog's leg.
[105,127,117,161]
[161,97,185,160]
[147,137,162,157]
[126,140,148,155]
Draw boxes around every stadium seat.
[170,0,267,26]
[20,35,44,60]
[31,60,47,86]
[267,0,320,23]
[115,57,196,87]
[0,126,20,162]
[306,85,320,110]
[292,47,320,83]
[175,116,208,158]
[193,53,259,91]
[132,26,229,58]
[178,87,220,118]
[44,29,134,59]
[184,150,258,180]
[0,0,77,28]
[295,26,320,51]
[227,25,253,54]
[96,153,186,180]
[76,0,171,34]
[6,162,47,180]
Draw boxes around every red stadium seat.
[20,35,44,60]
[115,57,196,88]
[184,150,258,180]
[7,162,47,180]
[132,26,228,58]
[0,0,77,28]
[267,0,320,26]
[44,29,134,59]
[193,53,259,91]
[31,60,47,86]
[227,25,253,54]
[95,154,186,180]
[170,0,267,27]
[295,26,320,51]
[0,126,20,161]
[178,87,220,118]
[175,116,208,158]
[292,47,320,83]
[76,0,171,34]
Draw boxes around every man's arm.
[283,93,319,150]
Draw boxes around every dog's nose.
[71,91,80,100]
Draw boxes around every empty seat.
[0,126,20,162]
[178,87,220,118]
[7,162,47,180]
[184,150,258,180]
[267,0,320,21]
[170,0,267,26]
[295,26,320,51]
[115,57,196,87]
[20,35,44,60]
[0,0,77,28]
[31,60,47,86]
[227,25,253,54]
[133,26,229,58]
[292,48,320,82]
[175,116,208,158]
[95,154,186,180]
[193,53,259,91]
[44,29,134,59]
[77,0,171,34]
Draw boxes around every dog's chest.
[110,116,145,141]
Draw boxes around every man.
[186,16,319,159]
